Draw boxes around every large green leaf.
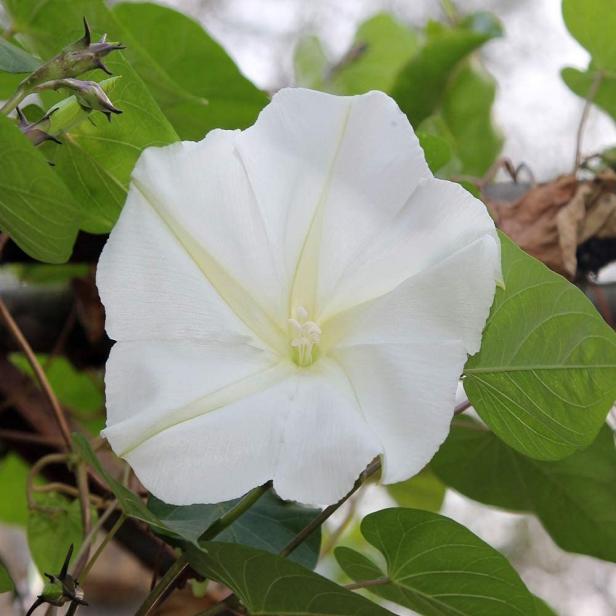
[0,559,15,594]
[432,418,616,562]
[113,2,268,140]
[0,38,39,72]
[441,63,502,175]
[27,493,87,576]
[0,114,78,263]
[335,508,536,616]
[463,234,616,460]
[562,0,616,70]
[392,15,501,126]
[562,66,616,122]
[149,492,321,569]
[331,13,418,95]
[6,0,179,234]
[187,541,393,615]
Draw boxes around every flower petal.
[97,184,254,344]
[320,178,500,320]
[103,338,292,504]
[236,88,430,315]
[103,344,379,506]
[323,235,499,355]
[332,342,467,484]
[273,359,382,506]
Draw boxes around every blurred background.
[1,1,615,614]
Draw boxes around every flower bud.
[36,78,122,122]
[16,107,62,146]
[20,18,125,91]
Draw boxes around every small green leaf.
[0,454,30,527]
[432,418,616,563]
[441,64,503,175]
[0,559,15,594]
[392,15,501,126]
[113,2,268,139]
[330,13,418,95]
[149,492,321,568]
[335,508,536,616]
[0,38,40,73]
[72,433,168,533]
[463,233,616,460]
[0,114,78,263]
[186,541,394,615]
[386,467,446,512]
[27,494,84,576]
[562,0,616,70]
[562,66,616,122]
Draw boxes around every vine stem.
[135,482,272,616]
[454,399,471,415]
[80,512,127,582]
[573,69,604,172]
[0,296,72,448]
[281,458,381,558]
[0,86,26,115]
[72,499,118,579]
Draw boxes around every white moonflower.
[97,88,500,507]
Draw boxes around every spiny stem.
[0,296,72,448]
[135,482,271,616]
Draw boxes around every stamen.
[288,306,321,366]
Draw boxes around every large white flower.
[98,88,500,507]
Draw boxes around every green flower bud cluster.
[1,17,125,143]
[20,18,124,91]
[25,545,88,616]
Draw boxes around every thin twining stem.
[281,457,381,558]
[0,296,72,448]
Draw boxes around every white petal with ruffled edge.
[237,88,431,313]
[332,342,466,484]
[103,343,380,506]
[322,235,500,355]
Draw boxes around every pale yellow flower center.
[288,306,321,367]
